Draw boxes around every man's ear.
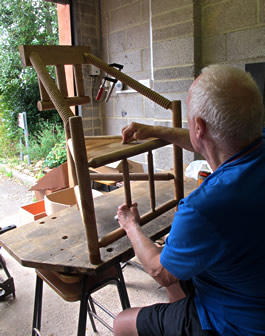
[194,117,206,138]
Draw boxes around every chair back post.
[29,51,77,187]
[29,52,74,125]
[69,116,101,265]
[171,100,184,202]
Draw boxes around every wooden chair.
[18,45,185,335]
[19,44,184,265]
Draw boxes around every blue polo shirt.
[161,129,265,335]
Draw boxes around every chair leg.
[32,275,43,336]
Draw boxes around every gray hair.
[189,64,264,150]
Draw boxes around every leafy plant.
[24,121,65,163]
[0,0,60,156]
[43,140,67,169]
[0,97,23,159]
[0,166,13,178]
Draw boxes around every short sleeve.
[160,202,223,280]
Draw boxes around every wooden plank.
[19,45,91,67]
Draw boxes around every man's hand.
[122,122,154,144]
[117,202,140,232]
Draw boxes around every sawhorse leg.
[32,275,43,336]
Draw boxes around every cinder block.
[125,70,152,81]
[151,0,192,16]
[110,50,142,72]
[201,0,221,5]
[78,2,96,16]
[84,127,101,136]
[202,34,227,65]
[105,0,135,12]
[127,23,150,50]
[110,2,140,31]
[154,92,188,120]
[152,6,193,29]
[78,13,96,26]
[80,24,97,37]
[144,99,155,119]
[153,122,193,167]
[154,145,174,171]
[127,117,154,125]
[101,100,115,117]
[154,79,193,94]
[154,120,172,128]
[153,37,194,67]
[154,65,194,80]
[115,94,144,118]
[260,0,265,23]
[79,0,96,6]
[142,48,151,71]
[102,117,129,135]
[227,27,265,61]
[153,21,194,41]
[81,36,97,48]
[183,149,195,166]
[101,0,107,13]
[141,0,150,24]
[202,0,256,36]
[82,117,101,129]
[108,31,126,53]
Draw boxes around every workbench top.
[0,181,177,275]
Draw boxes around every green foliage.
[43,140,67,169]
[0,166,13,178]
[0,0,61,154]
[25,121,65,164]
[0,96,23,159]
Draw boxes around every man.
[114,65,265,336]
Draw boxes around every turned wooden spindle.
[147,151,156,211]
[122,158,132,207]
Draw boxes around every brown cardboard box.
[30,162,69,201]
[92,159,144,175]
[19,200,47,225]
[44,187,76,215]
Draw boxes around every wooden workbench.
[0,180,180,275]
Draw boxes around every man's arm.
[122,122,194,153]
[117,203,178,288]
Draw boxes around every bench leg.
[115,263,131,309]
[32,275,43,336]
[77,275,89,336]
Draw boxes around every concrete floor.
[0,174,197,336]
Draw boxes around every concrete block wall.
[201,0,265,69]
[72,0,265,170]
[99,0,198,170]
